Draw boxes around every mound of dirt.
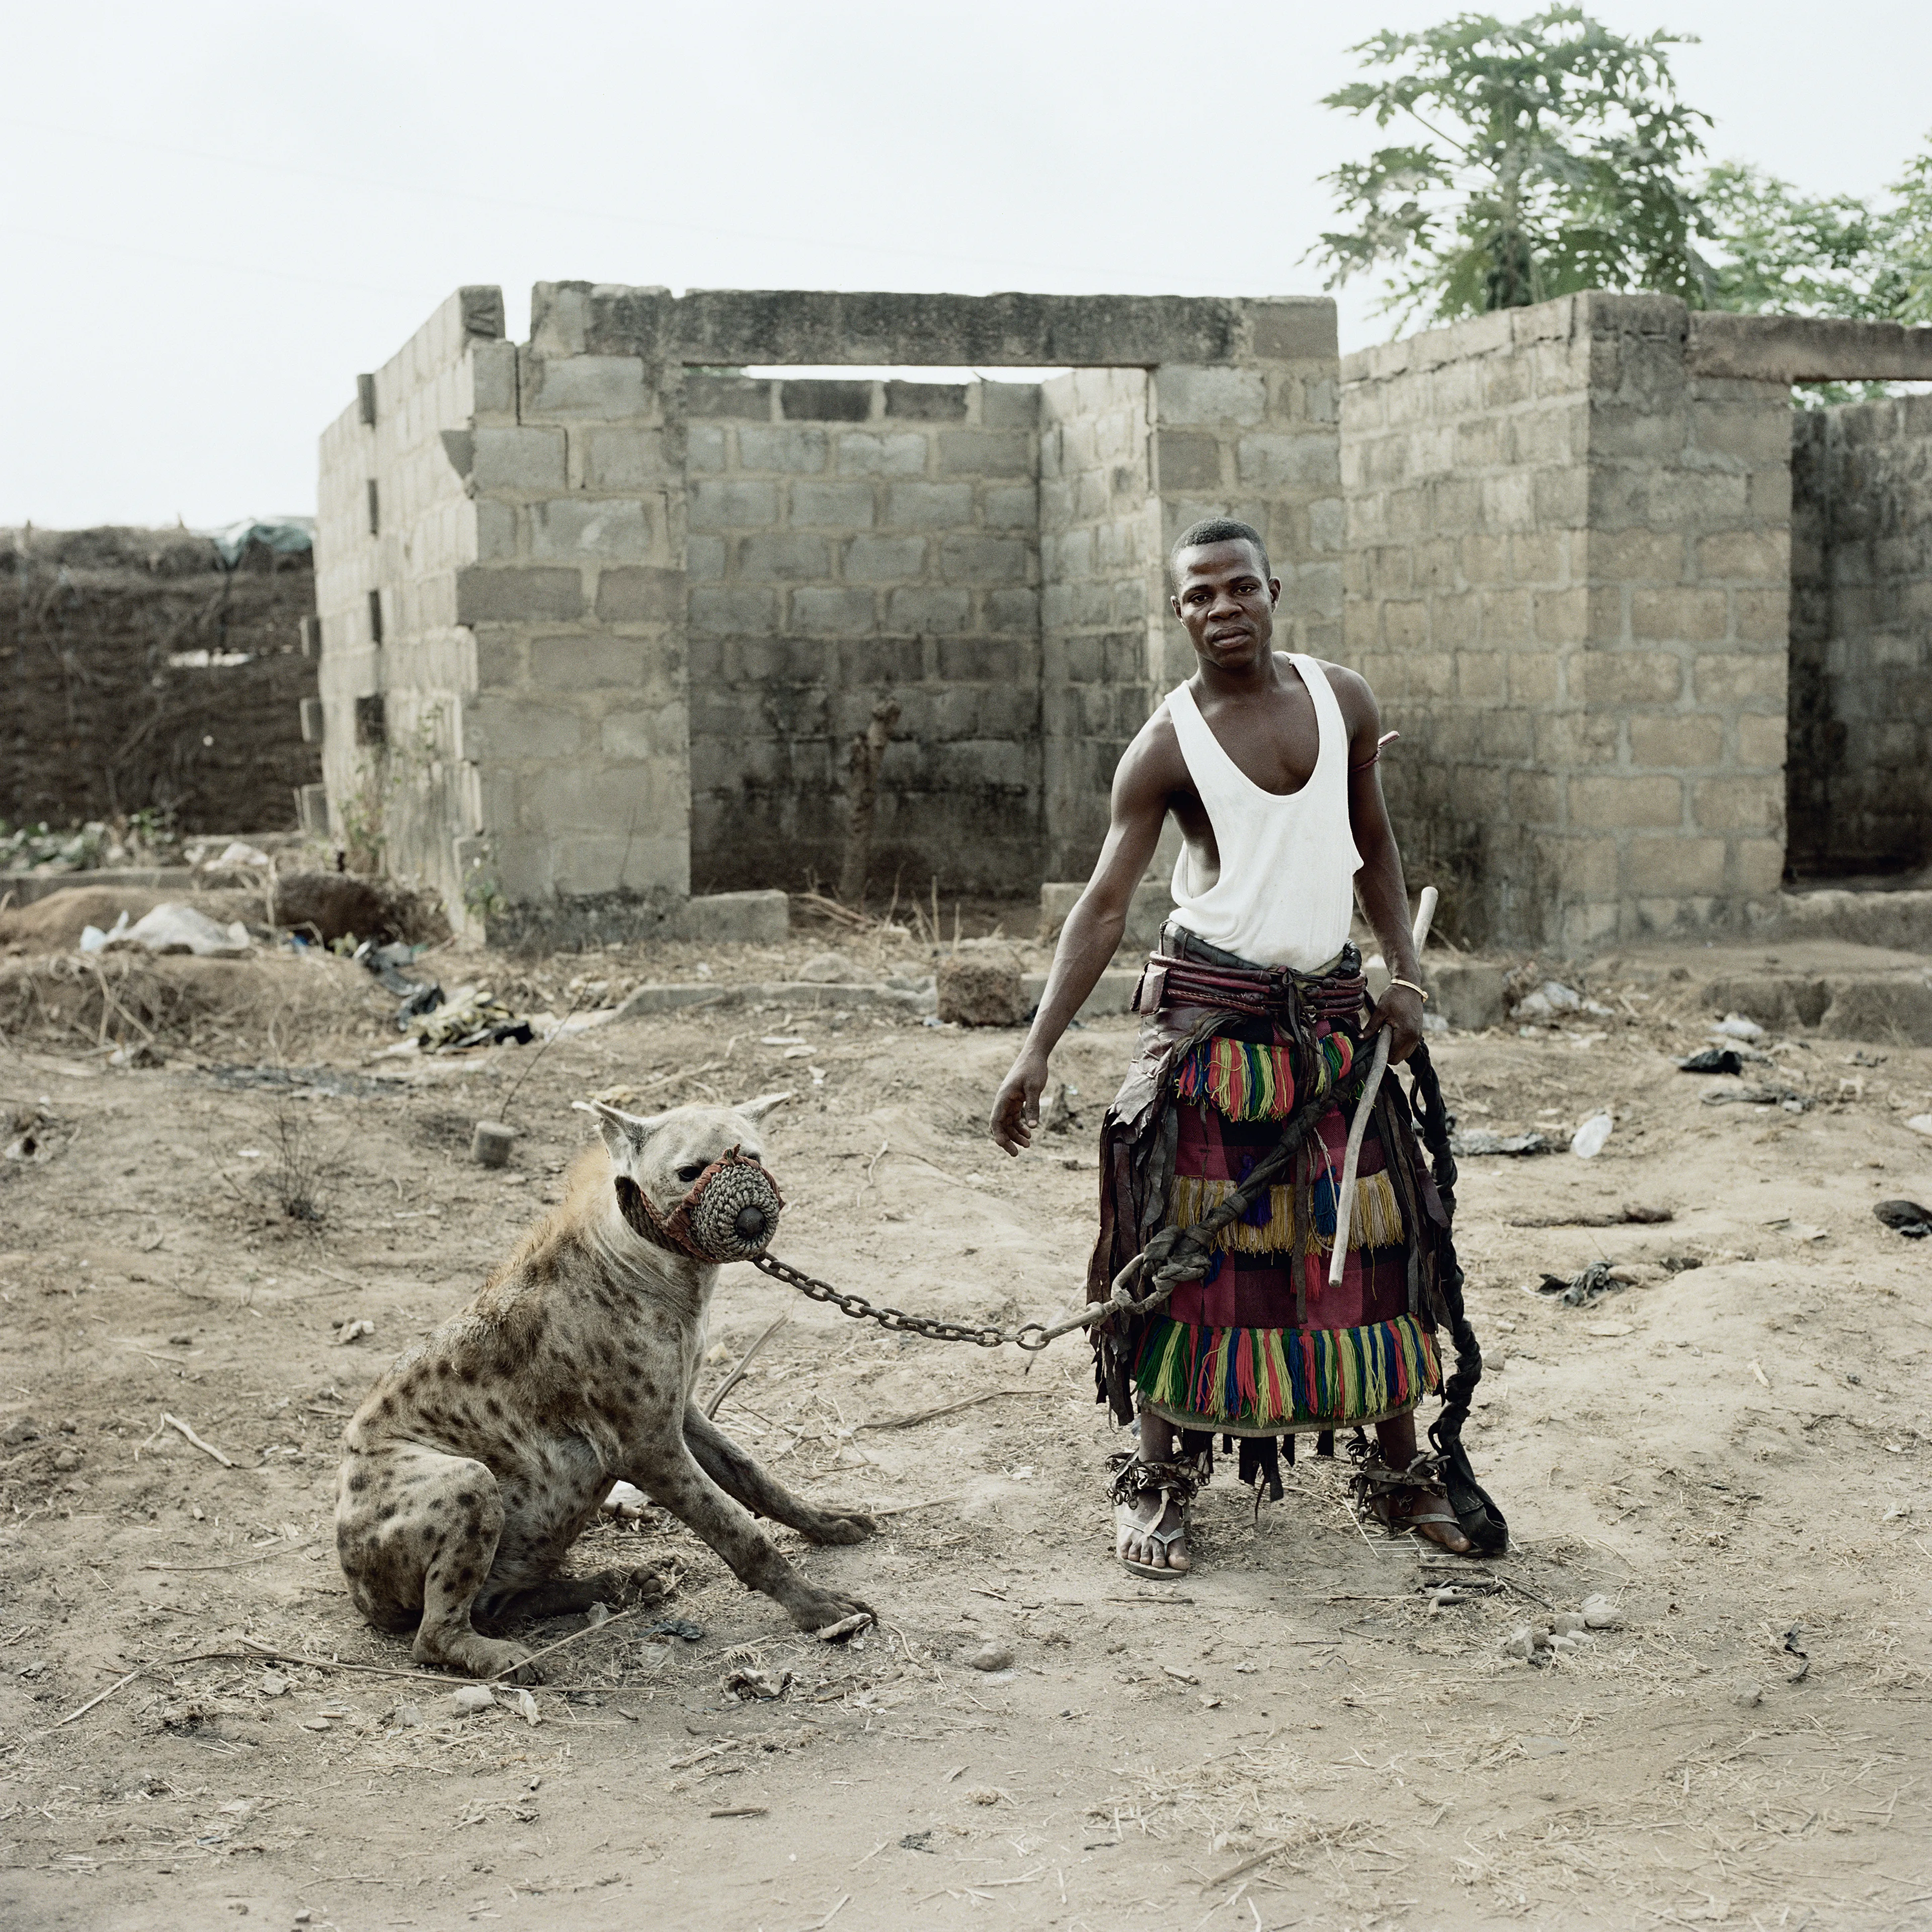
[273,871,450,946]
[0,887,265,954]
[0,949,390,1053]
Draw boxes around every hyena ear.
[736,1090,793,1123]
[572,1099,670,1159]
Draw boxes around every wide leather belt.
[1131,953,1367,1019]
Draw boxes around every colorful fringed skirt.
[1090,945,1444,1439]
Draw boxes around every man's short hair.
[1169,517,1270,586]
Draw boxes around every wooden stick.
[704,1315,787,1420]
[855,1388,1053,1432]
[40,1666,146,1734]
[1329,886,1436,1285]
[162,1413,235,1468]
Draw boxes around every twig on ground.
[705,1315,787,1420]
[39,1666,147,1734]
[162,1413,234,1468]
[142,1544,309,1573]
[856,1137,889,1210]
[863,1494,962,1517]
[484,1603,654,1682]
[856,1388,1054,1432]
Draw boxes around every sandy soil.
[2,928,1929,1932]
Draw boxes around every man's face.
[1170,540,1280,674]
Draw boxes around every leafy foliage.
[1311,7,1711,326]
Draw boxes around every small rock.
[260,1672,289,1697]
[332,1318,375,1346]
[1501,1627,1537,1660]
[471,1120,515,1168]
[936,952,1027,1028]
[1552,1611,1587,1638]
[2,1416,43,1447]
[584,1601,610,1628]
[1734,1681,1763,1709]
[446,1684,496,1715]
[1581,1594,1621,1630]
[390,1703,423,1728]
[51,1446,82,1472]
[965,1786,1001,1806]
[1570,1111,1613,1159]
[967,1641,1014,1673]
[1712,1012,1765,1041]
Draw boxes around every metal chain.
[749,1252,1051,1350]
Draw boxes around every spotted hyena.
[334,1093,874,1679]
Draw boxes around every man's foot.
[1354,1449,1474,1555]
[1110,1457,1197,1578]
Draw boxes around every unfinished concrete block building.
[312,285,1339,939]
[314,283,1932,952]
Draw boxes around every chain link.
[750,1253,1054,1351]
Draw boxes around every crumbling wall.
[1343,293,1791,949]
[1,527,318,833]
[1788,393,1932,876]
[685,375,1041,897]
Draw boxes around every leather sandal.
[1350,1447,1475,1554]
[1109,1454,1199,1580]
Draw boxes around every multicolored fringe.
[1164,1171,1404,1255]
[1133,1312,1441,1432]
[1171,1032,1354,1122]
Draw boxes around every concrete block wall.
[1039,369,1159,878]
[455,280,690,909]
[319,282,1345,931]
[684,375,1041,895]
[1153,303,1345,684]
[1789,393,1932,876]
[1342,293,1791,949]
[314,287,507,914]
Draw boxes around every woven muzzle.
[616,1147,784,1263]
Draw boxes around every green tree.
[1701,139,1932,327]
[1311,7,1712,326]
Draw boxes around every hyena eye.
[675,1162,705,1183]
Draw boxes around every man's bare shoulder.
[1115,697,1190,800]
[1312,658,1382,730]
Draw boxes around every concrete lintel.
[649,290,1329,369]
[1688,312,1932,384]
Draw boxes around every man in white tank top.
[990,519,1474,1575]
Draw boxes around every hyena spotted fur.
[335,1093,874,1679]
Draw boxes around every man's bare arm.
[987,724,1173,1155]
[1328,665,1426,1065]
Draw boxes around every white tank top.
[1165,655,1361,971]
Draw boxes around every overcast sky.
[5,0,1927,530]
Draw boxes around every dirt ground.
[2,919,1929,1932]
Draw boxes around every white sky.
[5,0,1928,529]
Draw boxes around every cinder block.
[844,535,926,583]
[1156,431,1222,491]
[686,374,772,420]
[792,587,878,634]
[940,535,1028,586]
[1575,651,1682,705]
[1737,712,1786,766]
[790,480,875,528]
[781,380,872,422]
[295,783,330,835]
[1693,775,1780,833]
[458,695,583,760]
[1631,587,1729,643]
[938,431,1031,477]
[689,478,781,531]
[599,707,680,758]
[1155,366,1265,427]
[529,635,649,689]
[1568,774,1683,829]
[1427,960,1509,1031]
[686,425,727,473]
[884,482,974,529]
[738,426,830,474]
[1246,299,1337,362]
[595,567,683,623]
[530,498,651,560]
[1624,834,1726,895]
[1628,713,1725,768]
[691,586,780,636]
[470,427,567,491]
[578,428,673,489]
[884,381,967,420]
[888,587,972,633]
[522,354,650,420]
[981,382,1042,428]
[1694,653,1786,704]
[837,433,929,477]
[454,567,584,624]
[738,534,831,581]
[984,485,1038,530]
[670,890,790,943]
[1694,529,1789,584]
[1236,432,1341,490]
